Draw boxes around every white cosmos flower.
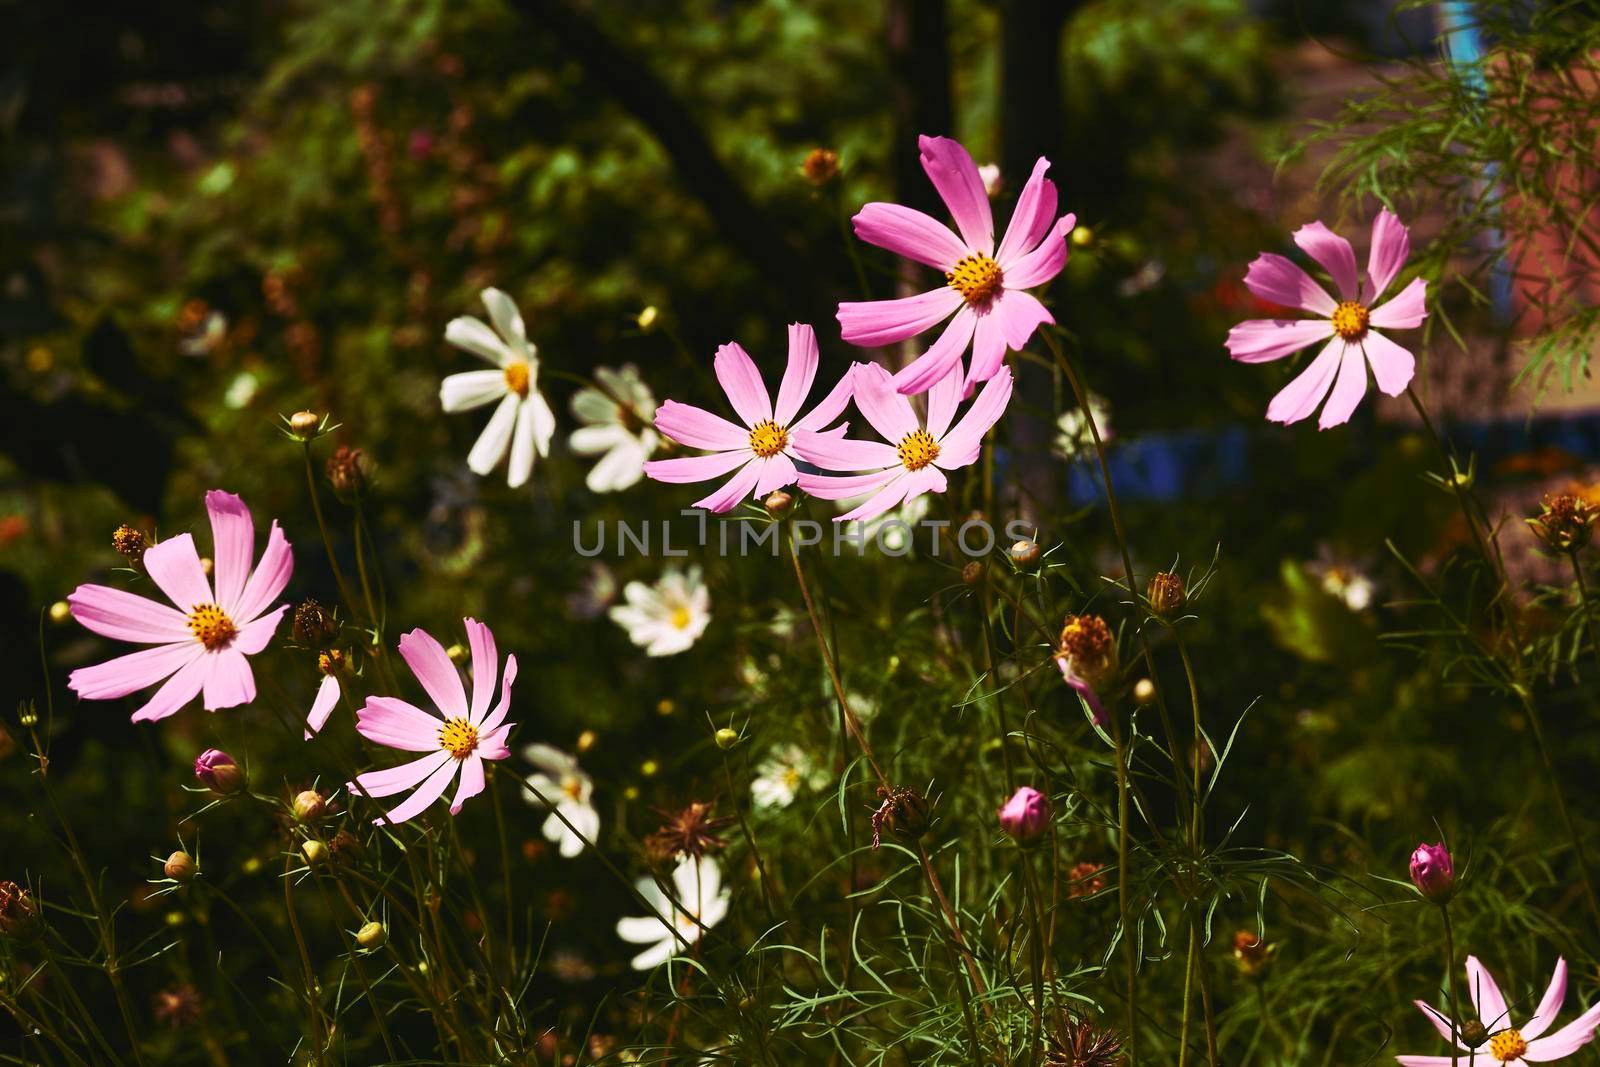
[609,566,711,657]
[1054,393,1111,461]
[441,287,557,489]
[570,365,658,493]
[615,855,730,971]
[521,743,599,858]
[750,744,828,811]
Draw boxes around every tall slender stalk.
[1107,709,1138,1065]
[1568,552,1600,682]
[1441,902,1461,1067]
[1175,630,1219,1067]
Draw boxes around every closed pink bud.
[1409,842,1455,902]
[999,787,1052,843]
[194,749,244,795]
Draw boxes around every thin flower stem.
[1568,552,1600,682]
[301,443,361,619]
[981,570,1017,791]
[309,876,398,1062]
[1179,928,1197,1067]
[490,769,516,964]
[1175,629,1219,1067]
[283,854,328,1065]
[1021,849,1048,1067]
[1441,902,1461,1067]
[720,750,780,921]
[1107,707,1138,1067]
[0,988,93,1067]
[1515,688,1600,931]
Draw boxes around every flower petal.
[1225,318,1337,364]
[202,647,255,711]
[449,756,485,814]
[1522,958,1568,1040]
[964,309,1009,390]
[892,305,978,395]
[1317,339,1369,429]
[852,202,967,270]
[919,134,994,255]
[937,366,1013,465]
[692,456,765,513]
[441,370,508,412]
[1293,220,1359,300]
[753,454,799,496]
[1264,336,1343,426]
[129,652,211,722]
[713,341,772,427]
[445,316,512,367]
[790,363,856,433]
[1525,1003,1600,1061]
[1364,207,1411,303]
[482,288,531,357]
[477,652,518,736]
[654,400,750,451]
[463,618,498,724]
[205,490,254,616]
[305,673,341,739]
[69,641,202,701]
[522,743,577,778]
[994,289,1055,352]
[351,751,452,799]
[996,157,1058,265]
[467,393,520,477]
[837,474,913,523]
[1362,331,1416,397]
[143,533,213,613]
[838,287,964,348]
[792,432,898,472]
[233,524,292,625]
[398,628,469,720]
[68,584,191,644]
[851,362,921,441]
[644,450,754,484]
[1466,956,1512,1031]
[356,696,445,751]
[773,323,819,426]
[1243,253,1338,316]
[925,360,964,439]
[797,468,902,501]
[374,755,461,825]
[507,398,538,489]
[1000,214,1075,290]
[1369,277,1428,330]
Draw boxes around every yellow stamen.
[748,419,788,458]
[897,429,940,471]
[946,253,1003,304]
[670,605,693,630]
[1331,300,1369,341]
[187,604,237,650]
[561,775,585,802]
[438,717,479,759]
[318,649,345,676]
[503,361,531,397]
[1489,1030,1526,1062]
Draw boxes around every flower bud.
[112,524,146,563]
[288,410,321,439]
[714,727,739,750]
[1009,540,1041,569]
[998,786,1052,844]
[293,790,326,823]
[49,600,71,624]
[870,786,931,849]
[1459,1021,1490,1049]
[961,561,984,586]
[635,306,659,332]
[1071,225,1094,248]
[1059,615,1118,691]
[800,147,839,186]
[164,851,197,882]
[301,840,329,866]
[0,881,41,941]
[763,490,793,517]
[1409,841,1455,902]
[328,830,363,866]
[1527,492,1597,554]
[1132,678,1156,705]
[1232,929,1273,978]
[326,445,369,499]
[1147,571,1186,618]
[193,749,245,795]
[292,599,337,646]
[576,729,597,753]
[356,921,387,949]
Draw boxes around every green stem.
[1568,552,1600,683]
[1441,902,1461,1067]
[1179,929,1197,1067]
[283,854,328,1063]
[1515,688,1600,931]
[301,443,360,619]
[981,570,1016,791]
[1108,709,1138,1066]
[1176,630,1219,1067]
[1021,849,1048,1067]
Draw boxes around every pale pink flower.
[642,323,853,512]
[1400,956,1600,1066]
[794,361,1012,523]
[347,620,516,825]
[1226,209,1428,429]
[837,135,1076,395]
[67,491,292,723]
[305,674,340,739]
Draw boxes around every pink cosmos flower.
[67,491,292,723]
[794,361,1012,523]
[347,620,515,825]
[837,135,1076,395]
[1226,209,1428,429]
[642,323,854,512]
[1400,956,1600,1067]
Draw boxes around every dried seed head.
[1528,492,1597,554]
[292,599,338,646]
[326,446,369,498]
[801,147,840,186]
[1044,1015,1123,1067]
[153,984,202,1029]
[644,801,734,863]
[328,830,363,866]
[1068,861,1107,899]
[871,786,931,849]
[0,881,40,940]
[112,524,146,562]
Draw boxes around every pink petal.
[653,400,750,451]
[713,341,772,427]
[129,652,211,723]
[1264,337,1343,425]
[1362,331,1415,396]
[692,457,764,513]
[202,647,255,710]
[305,673,340,739]
[143,533,213,612]
[233,523,292,625]
[908,465,947,496]
[205,491,254,616]
[996,157,1059,264]
[1525,1002,1600,1061]
[356,696,446,752]
[851,362,921,441]
[918,134,994,255]
[373,755,461,825]
[69,641,202,701]
[1318,338,1370,429]
[791,431,898,471]
[476,653,518,735]
[1243,253,1337,316]
[1523,958,1568,1040]
[232,605,287,655]
[1364,208,1411,303]
[936,366,1013,466]
[1395,1058,1459,1067]
[753,454,799,496]
[449,756,486,814]
[398,628,469,720]
[644,450,753,484]
[999,214,1075,289]
[1466,956,1512,1031]
[925,361,964,440]
[838,287,963,348]
[773,323,819,426]
[477,722,514,761]
[1293,220,1359,300]
[994,289,1055,351]
[1369,277,1427,330]
[464,617,498,723]
[852,202,966,270]
[796,468,901,501]
[351,750,451,799]
[789,364,855,433]
[964,309,1008,389]
[837,474,914,523]
[1225,318,1336,364]
[68,584,191,644]
[1057,657,1107,726]
[1413,1000,1468,1049]
[892,306,978,395]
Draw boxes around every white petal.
[441,370,508,412]
[467,394,520,476]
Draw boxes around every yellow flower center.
[1489,1030,1526,1062]
[897,429,940,471]
[438,717,479,759]
[946,253,1003,304]
[1331,300,1369,340]
[187,604,237,650]
[748,419,788,458]
[561,774,585,802]
[503,361,531,398]
[318,649,345,676]
[670,605,693,630]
